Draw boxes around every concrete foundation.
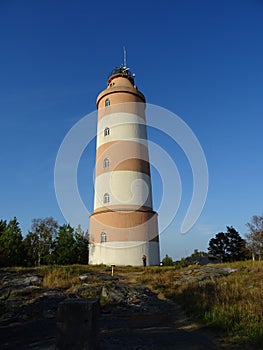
[56,298,100,350]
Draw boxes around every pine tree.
[74,225,89,264]
[0,217,24,266]
[53,224,76,265]
[208,226,246,262]
[162,254,174,266]
[0,220,8,266]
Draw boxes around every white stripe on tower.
[94,171,153,210]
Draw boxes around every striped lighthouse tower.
[89,62,160,266]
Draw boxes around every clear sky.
[1,0,262,260]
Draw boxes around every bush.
[162,254,174,266]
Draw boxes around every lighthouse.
[89,62,160,266]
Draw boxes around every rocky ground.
[0,267,235,349]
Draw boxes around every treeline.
[0,217,89,267]
[1,213,262,268]
[162,214,263,266]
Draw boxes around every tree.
[162,254,174,266]
[246,214,263,260]
[208,232,228,262]
[208,226,246,262]
[74,225,89,264]
[26,217,59,265]
[189,249,209,258]
[53,224,76,265]
[225,226,247,261]
[0,220,7,237]
[24,219,89,266]
[23,231,40,266]
[0,220,8,266]
[0,217,24,266]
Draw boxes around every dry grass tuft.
[42,266,80,289]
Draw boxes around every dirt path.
[100,271,223,350]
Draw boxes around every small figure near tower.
[142,254,147,268]
[89,52,160,266]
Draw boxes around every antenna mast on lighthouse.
[123,46,127,68]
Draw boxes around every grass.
[3,261,262,347]
[42,265,81,289]
[138,261,263,348]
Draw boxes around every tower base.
[89,210,160,266]
[89,241,160,266]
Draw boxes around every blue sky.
[1,0,262,260]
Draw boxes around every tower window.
[105,98,110,106]
[103,193,110,204]
[101,232,107,243]
[104,127,110,136]
[103,158,109,168]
